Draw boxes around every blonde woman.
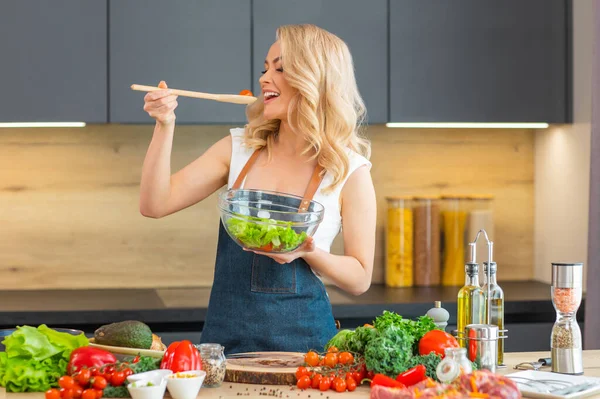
[139,24,376,354]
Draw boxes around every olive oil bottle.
[457,262,486,348]
[483,261,504,365]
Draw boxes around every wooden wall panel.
[0,125,534,289]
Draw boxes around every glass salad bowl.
[218,189,325,253]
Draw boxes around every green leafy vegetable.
[129,356,161,374]
[0,325,88,392]
[364,326,414,377]
[226,216,307,251]
[406,353,442,380]
[346,326,378,353]
[103,385,130,398]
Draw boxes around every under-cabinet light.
[385,122,549,129]
[0,122,86,128]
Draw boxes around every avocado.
[94,320,153,349]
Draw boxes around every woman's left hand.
[245,236,315,264]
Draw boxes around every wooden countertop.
[5,351,600,399]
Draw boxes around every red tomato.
[122,368,133,378]
[346,377,357,391]
[304,351,319,367]
[324,353,338,368]
[46,389,61,399]
[319,377,331,391]
[327,346,338,353]
[311,374,323,389]
[332,377,347,392]
[239,90,253,96]
[295,366,310,380]
[59,376,76,390]
[132,356,140,363]
[95,389,103,399]
[110,371,126,387]
[60,388,74,399]
[89,368,101,377]
[74,369,91,387]
[296,376,311,390]
[92,376,107,390]
[418,330,460,358]
[72,386,83,399]
[338,352,354,365]
[81,389,97,399]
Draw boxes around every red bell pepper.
[159,340,202,373]
[68,347,117,374]
[396,365,427,387]
[370,373,406,388]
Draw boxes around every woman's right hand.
[143,80,179,125]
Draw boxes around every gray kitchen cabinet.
[390,0,569,123]
[109,1,251,124]
[253,0,388,124]
[0,1,107,123]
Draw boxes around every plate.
[506,370,600,399]
[88,338,165,359]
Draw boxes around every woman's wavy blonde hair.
[244,24,370,193]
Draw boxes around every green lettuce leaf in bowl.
[226,216,308,252]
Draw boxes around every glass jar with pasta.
[441,195,469,286]
[385,196,414,287]
[413,195,441,286]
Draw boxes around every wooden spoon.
[130,84,257,105]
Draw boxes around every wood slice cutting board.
[225,351,305,385]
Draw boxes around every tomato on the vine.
[59,376,76,390]
[311,374,323,389]
[346,376,357,391]
[319,376,332,391]
[327,346,338,353]
[94,389,103,399]
[295,366,310,380]
[46,389,61,399]
[323,353,338,368]
[92,376,107,390]
[332,377,347,392]
[60,388,74,399]
[122,368,133,378]
[110,370,127,387]
[304,351,320,367]
[338,352,354,365]
[296,376,311,390]
[81,389,97,399]
[74,369,91,387]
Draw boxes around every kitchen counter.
[5,350,600,399]
[0,281,579,352]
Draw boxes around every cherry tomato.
[304,351,320,367]
[338,352,354,365]
[296,375,311,390]
[132,356,140,363]
[59,376,76,390]
[92,376,107,390]
[110,371,126,387]
[311,374,322,389]
[81,389,97,399]
[346,377,357,391]
[74,369,91,387]
[327,346,339,353]
[95,389,103,399]
[239,89,253,96]
[295,366,310,380]
[122,368,133,378]
[324,353,338,368]
[319,376,331,391]
[332,377,347,393]
[46,388,61,399]
[75,385,85,399]
[89,368,100,377]
[60,388,74,399]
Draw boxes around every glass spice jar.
[413,195,441,286]
[436,347,473,383]
[199,343,227,387]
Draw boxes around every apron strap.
[299,164,324,212]
[232,148,262,189]
[231,147,325,211]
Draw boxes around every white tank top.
[227,127,371,253]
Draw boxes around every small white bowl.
[166,370,206,399]
[127,378,167,399]
[127,369,173,385]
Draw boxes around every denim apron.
[200,149,338,355]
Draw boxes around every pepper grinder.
[426,301,450,330]
[551,262,584,375]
